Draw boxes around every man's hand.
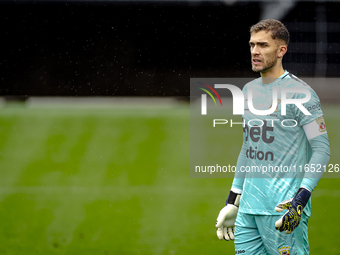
[216,190,241,241]
[275,187,311,234]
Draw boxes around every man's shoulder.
[280,72,310,89]
[282,72,321,102]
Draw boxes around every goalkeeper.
[215,19,330,255]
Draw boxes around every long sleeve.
[231,123,247,193]
[301,133,331,192]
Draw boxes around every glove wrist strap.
[226,191,241,207]
[295,187,311,208]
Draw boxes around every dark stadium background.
[1,1,340,96]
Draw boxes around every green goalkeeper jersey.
[232,71,327,216]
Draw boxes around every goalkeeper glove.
[275,187,311,234]
[215,190,241,241]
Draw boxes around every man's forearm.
[301,134,331,192]
[231,144,247,192]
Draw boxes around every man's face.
[249,30,280,73]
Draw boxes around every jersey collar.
[261,70,289,85]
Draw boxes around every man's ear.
[278,45,287,58]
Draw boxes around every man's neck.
[260,66,285,84]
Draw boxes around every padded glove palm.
[216,191,241,241]
[275,188,311,234]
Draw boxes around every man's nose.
[252,46,260,55]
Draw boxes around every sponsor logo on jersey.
[316,117,326,132]
[244,120,274,161]
[278,246,290,255]
[307,102,321,112]
[235,250,245,254]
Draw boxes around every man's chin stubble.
[252,66,262,72]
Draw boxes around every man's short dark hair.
[250,19,290,46]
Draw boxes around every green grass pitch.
[0,102,339,254]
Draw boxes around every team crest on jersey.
[316,117,326,132]
[278,246,290,255]
[270,99,281,113]
[269,99,280,117]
